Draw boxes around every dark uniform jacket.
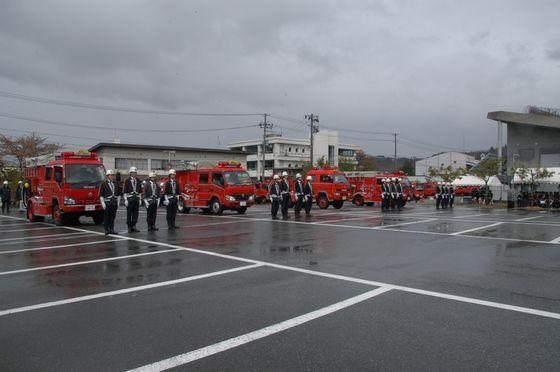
[99,180,119,204]
[143,180,160,205]
[269,181,281,200]
[395,183,403,194]
[123,177,142,202]
[295,180,303,194]
[280,179,290,193]
[164,179,180,198]
[1,186,11,201]
[304,181,313,196]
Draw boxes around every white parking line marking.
[315,215,382,224]
[515,216,543,222]
[0,264,262,317]
[374,218,438,229]
[0,239,123,255]
[549,236,560,244]
[0,231,87,242]
[450,222,504,236]
[4,215,560,320]
[0,233,93,246]
[0,221,48,227]
[0,248,182,276]
[127,287,393,371]
[0,226,63,233]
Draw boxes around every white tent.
[513,168,560,185]
[452,175,502,187]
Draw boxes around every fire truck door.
[197,172,211,205]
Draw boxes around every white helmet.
[159,182,165,187]
[397,178,402,182]
[438,181,442,185]
[18,180,22,184]
[129,166,138,173]
[149,171,157,178]
[282,171,288,177]
[391,177,396,182]
[273,174,279,180]
[306,175,312,180]
[2,181,7,185]
[106,169,115,176]
[296,173,302,179]
[382,178,387,182]
[168,169,176,175]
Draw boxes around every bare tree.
[0,133,61,176]
[355,150,376,171]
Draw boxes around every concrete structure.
[487,111,560,174]
[415,152,478,176]
[227,130,360,179]
[89,143,247,179]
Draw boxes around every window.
[212,172,224,187]
[338,149,355,157]
[151,159,185,170]
[45,167,52,181]
[295,148,299,153]
[288,164,291,168]
[246,161,257,170]
[289,147,292,152]
[115,158,148,170]
[320,174,333,183]
[199,173,209,184]
[302,148,305,153]
[65,164,105,188]
[245,145,259,154]
[265,160,274,168]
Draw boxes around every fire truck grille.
[232,194,250,201]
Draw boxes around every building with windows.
[415,151,478,176]
[227,130,360,179]
[88,143,247,180]
[487,108,560,174]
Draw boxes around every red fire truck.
[349,173,413,207]
[24,151,106,225]
[305,166,352,209]
[253,179,270,204]
[176,161,255,215]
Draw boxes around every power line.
[0,90,262,117]
[0,126,112,142]
[0,112,259,133]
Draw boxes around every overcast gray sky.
[1,0,559,157]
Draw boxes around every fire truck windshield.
[224,171,252,186]
[332,173,349,184]
[64,164,105,188]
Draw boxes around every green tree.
[470,156,500,205]
[400,158,414,175]
[427,165,465,182]
[515,164,554,195]
[337,159,356,172]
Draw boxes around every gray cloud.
[0,0,559,156]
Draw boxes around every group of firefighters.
[0,180,27,214]
[435,181,455,209]
[268,172,313,220]
[98,167,180,235]
[380,177,405,211]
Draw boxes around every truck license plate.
[239,201,246,206]
[342,196,347,200]
[85,205,96,211]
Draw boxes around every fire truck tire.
[317,195,329,209]
[333,200,344,209]
[353,194,364,206]
[236,206,248,214]
[27,203,44,223]
[365,202,374,207]
[52,204,67,226]
[210,198,223,215]
[92,213,104,225]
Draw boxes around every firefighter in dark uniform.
[280,171,291,220]
[304,175,314,216]
[143,171,160,231]
[164,169,180,229]
[123,166,142,233]
[294,173,304,218]
[442,182,449,209]
[395,178,404,209]
[99,169,120,235]
[435,181,443,209]
[269,174,281,219]
[381,178,389,211]
[1,181,11,213]
[448,183,455,208]
[389,177,397,210]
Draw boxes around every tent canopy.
[452,175,501,187]
[513,167,560,184]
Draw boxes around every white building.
[89,143,247,179]
[227,130,360,179]
[415,152,478,176]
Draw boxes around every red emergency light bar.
[217,161,242,168]
[59,151,97,160]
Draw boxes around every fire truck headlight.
[63,196,76,205]
[225,195,236,202]
[334,192,340,196]
[248,195,255,201]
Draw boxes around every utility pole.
[497,120,503,175]
[259,113,273,181]
[305,113,319,168]
[393,133,398,172]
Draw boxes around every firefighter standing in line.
[435,181,443,209]
[395,178,404,209]
[389,177,397,210]
[280,171,291,220]
[143,171,160,231]
[381,178,389,211]
[164,169,180,229]
[449,182,455,208]
[442,182,449,209]
[303,175,313,216]
[123,167,142,233]
[1,181,11,213]
[269,174,281,219]
[294,173,304,218]
[99,169,120,235]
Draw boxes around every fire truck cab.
[305,166,351,209]
[24,151,105,225]
[177,161,255,215]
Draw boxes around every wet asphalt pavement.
[0,202,559,371]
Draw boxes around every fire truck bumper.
[62,205,103,214]
[223,201,254,208]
